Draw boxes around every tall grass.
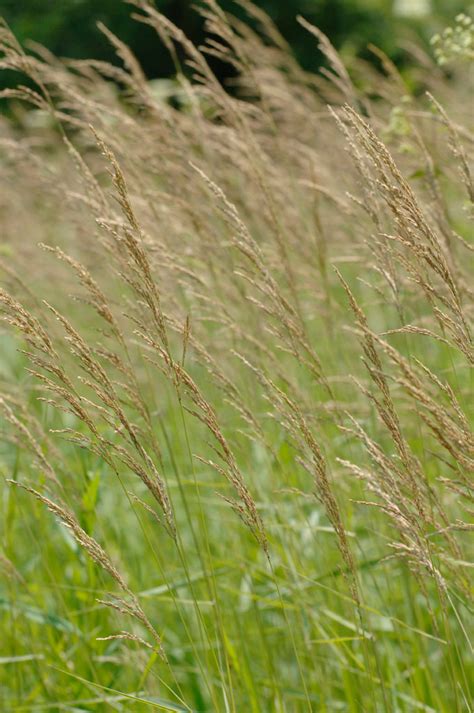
[0,2,472,710]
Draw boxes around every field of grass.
[0,3,472,711]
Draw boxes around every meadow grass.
[0,2,472,711]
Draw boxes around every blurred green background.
[0,0,469,79]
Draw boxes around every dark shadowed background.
[1,0,467,81]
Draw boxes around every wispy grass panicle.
[0,4,472,709]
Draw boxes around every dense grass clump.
[0,2,472,711]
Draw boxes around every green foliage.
[0,2,472,711]
[1,0,470,82]
[431,13,474,65]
